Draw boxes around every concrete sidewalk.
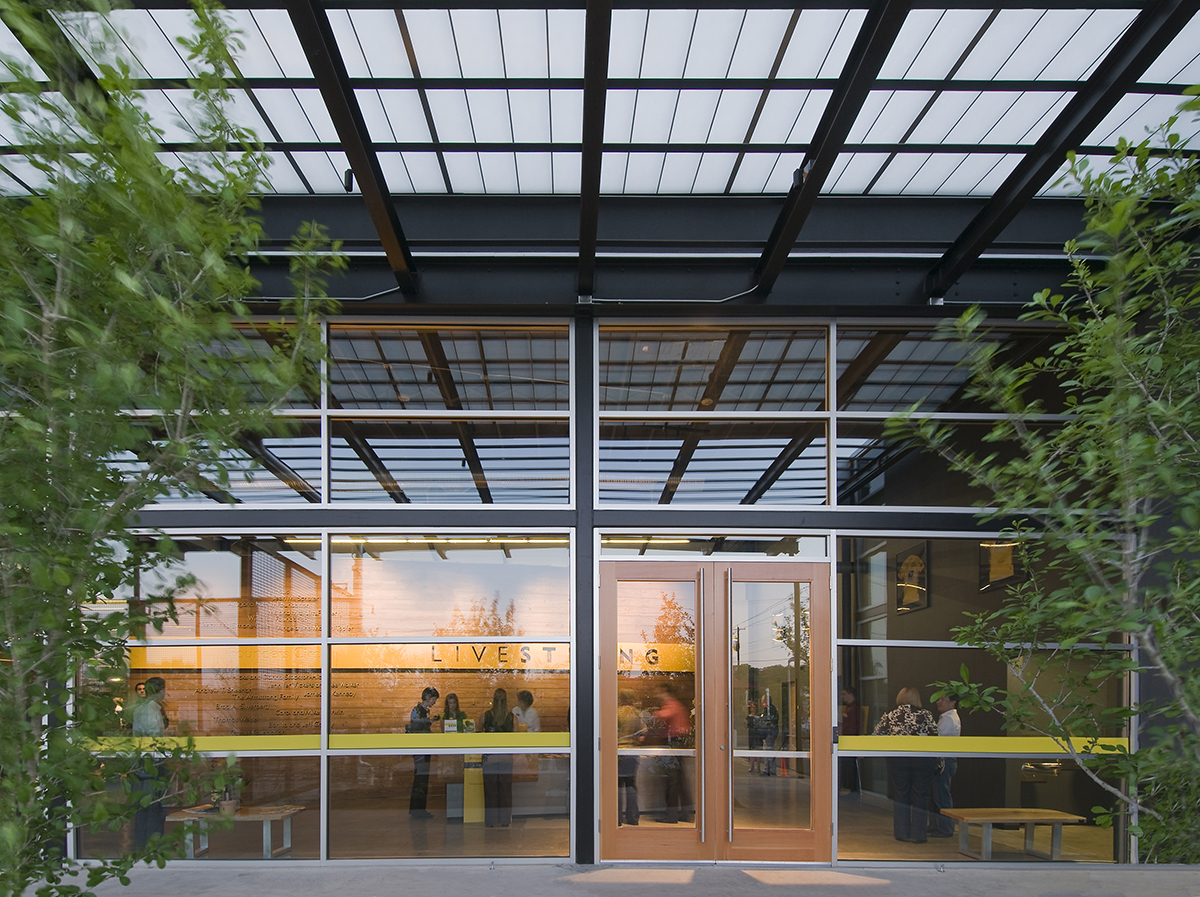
[91,863,1200,897]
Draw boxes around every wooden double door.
[599,561,831,862]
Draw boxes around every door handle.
[719,745,726,750]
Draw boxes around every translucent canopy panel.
[328,325,570,411]
[600,328,826,412]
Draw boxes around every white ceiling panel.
[906,153,968,193]
[0,22,45,80]
[730,152,777,193]
[600,152,630,193]
[516,152,554,193]
[500,10,549,79]
[253,89,328,141]
[115,9,197,78]
[828,152,888,193]
[970,153,1022,194]
[479,152,518,192]
[906,91,976,143]
[552,152,581,193]
[403,151,447,192]
[1037,155,1090,195]
[1141,12,1200,83]
[450,10,505,79]
[1037,10,1135,80]
[625,152,667,193]
[608,10,649,79]
[669,90,722,143]
[444,152,485,192]
[937,152,1007,194]
[370,90,432,143]
[465,89,514,142]
[993,9,1090,80]
[377,152,416,193]
[603,89,637,143]
[547,10,587,78]
[640,10,697,80]
[953,9,1043,81]
[980,91,1071,144]
[849,89,935,143]
[693,153,737,193]
[630,90,679,143]
[0,157,51,193]
[426,90,475,142]
[867,152,929,193]
[247,9,310,78]
[728,9,795,79]
[289,152,345,193]
[340,10,413,79]
[879,9,993,80]
[550,90,584,143]
[777,10,865,79]
[1087,93,1200,146]
[509,90,551,143]
[684,10,745,78]
[659,153,703,193]
[752,89,832,144]
[405,10,461,78]
[709,90,764,143]
[763,152,806,192]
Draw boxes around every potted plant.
[213,758,245,815]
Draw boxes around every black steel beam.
[286,0,419,294]
[921,0,1200,302]
[577,0,613,298]
[236,436,321,503]
[418,333,494,503]
[331,419,411,504]
[748,0,911,303]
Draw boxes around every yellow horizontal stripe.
[92,736,322,752]
[839,736,1129,754]
[329,732,570,750]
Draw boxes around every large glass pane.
[141,535,321,640]
[614,579,696,827]
[123,645,321,738]
[78,756,321,860]
[837,756,1119,863]
[731,578,811,829]
[329,643,570,736]
[600,534,827,559]
[600,328,826,412]
[599,420,828,505]
[329,418,569,504]
[329,535,569,639]
[327,325,569,411]
[329,753,570,857]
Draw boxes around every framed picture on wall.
[895,542,929,612]
[979,540,1025,591]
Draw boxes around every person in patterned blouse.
[873,686,939,843]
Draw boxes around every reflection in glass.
[77,756,321,860]
[329,645,570,735]
[600,328,826,412]
[599,420,827,505]
[328,536,569,638]
[329,419,569,503]
[600,534,826,559]
[329,754,570,857]
[125,645,321,737]
[328,326,569,411]
[731,580,811,829]
[615,580,696,827]
[837,757,1117,862]
[144,536,321,640]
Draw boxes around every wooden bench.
[167,804,305,858]
[939,808,1085,860]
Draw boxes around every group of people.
[616,683,694,826]
[407,686,540,827]
[871,686,961,843]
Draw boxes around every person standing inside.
[839,686,861,793]
[130,677,168,847]
[616,691,647,826]
[408,686,439,819]
[481,688,515,827]
[761,696,780,776]
[653,682,693,824]
[872,686,939,843]
[931,692,961,837]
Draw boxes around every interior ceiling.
[2,1,1198,307]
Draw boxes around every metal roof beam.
[747,0,911,303]
[921,0,1199,302]
[418,333,494,503]
[286,0,418,295]
[237,436,321,503]
[577,0,613,299]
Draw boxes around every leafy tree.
[432,593,523,637]
[0,3,338,895]
[895,94,1200,862]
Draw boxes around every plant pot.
[218,799,240,816]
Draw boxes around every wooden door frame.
[598,560,831,863]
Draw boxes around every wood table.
[167,805,306,858]
[940,808,1085,860]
